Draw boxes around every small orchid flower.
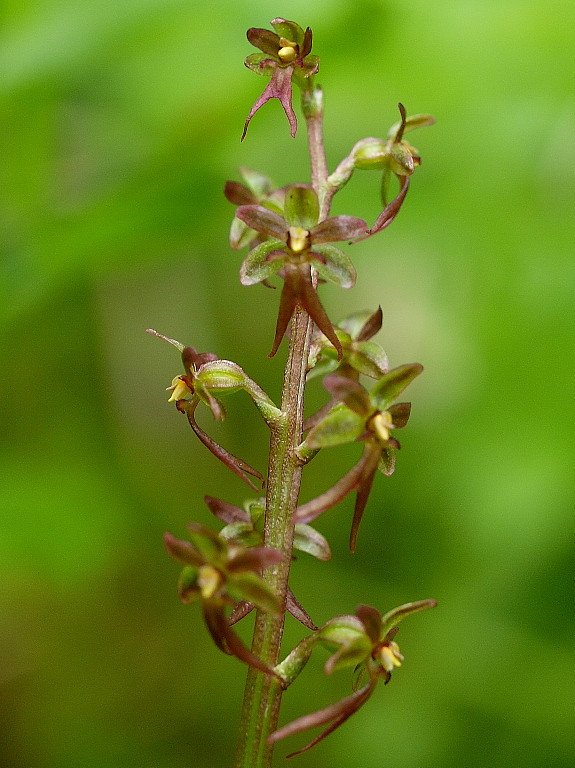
[307,306,388,381]
[164,522,284,677]
[269,599,436,756]
[147,329,281,490]
[353,103,435,237]
[242,18,319,140]
[295,363,423,550]
[234,184,367,358]
[304,307,390,433]
[205,494,331,631]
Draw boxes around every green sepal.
[163,531,204,567]
[186,522,226,563]
[239,166,275,198]
[229,216,257,250]
[312,244,356,288]
[292,55,319,83]
[227,572,280,616]
[275,634,317,688]
[261,189,286,214]
[318,615,365,649]
[378,446,396,476]
[270,18,305,46]
[245,498,265,525]
[370,363,423,411]
[293,524,331,561]
[177,566,201,604]
[348,342,389,378]
[219,522,262,547]
[324,634,373,675]
[306,329,346,378]
[353,138,389,169]
[304,403,365,449]
[338,309,380,339]
[240,239,286,285]
[390,142,416,176]
[305,351,339,381]
[284,185,319,229]
[387,113,435,140]
[379,599,438,638]
[244,53,276,76]
[196,360,246,393]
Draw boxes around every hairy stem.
[234,309,312,768]
[234,81,330,768]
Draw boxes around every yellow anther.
[287,225,310,254]
[198,565,224,600]
[378,641,404,674]
[278,38,298,63]
[167,375,192,402]
[372,411,394,442]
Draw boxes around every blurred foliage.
[1,1,574,766]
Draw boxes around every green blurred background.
[1,1,574,766]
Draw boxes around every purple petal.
[356,306,383,341]
[294,453,369,524]
[203,601,282,679]
[349,444,382,552]
[359,175,410,240]
[227,600,254,625]
[235,205,288,240]
[268,683,375,756]
[286,588,318,630]
[286,265,342,359]
[323,374,371,416]
[246,27,281,56]
[355,604,382,643]
[388,401,412,429]
[204,495,250,524]
[163,531,204,567]
[177,400,264,491]
[227,546,283,573]
[300,27,313,58]
[311,215,367,243]
[224,181,257,206]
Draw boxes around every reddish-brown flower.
[242,18,319,139]
[235,184,366,358]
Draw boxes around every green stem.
[234,81,329,768]
[234,310,312,768]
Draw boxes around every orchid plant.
[150,18,435,767]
